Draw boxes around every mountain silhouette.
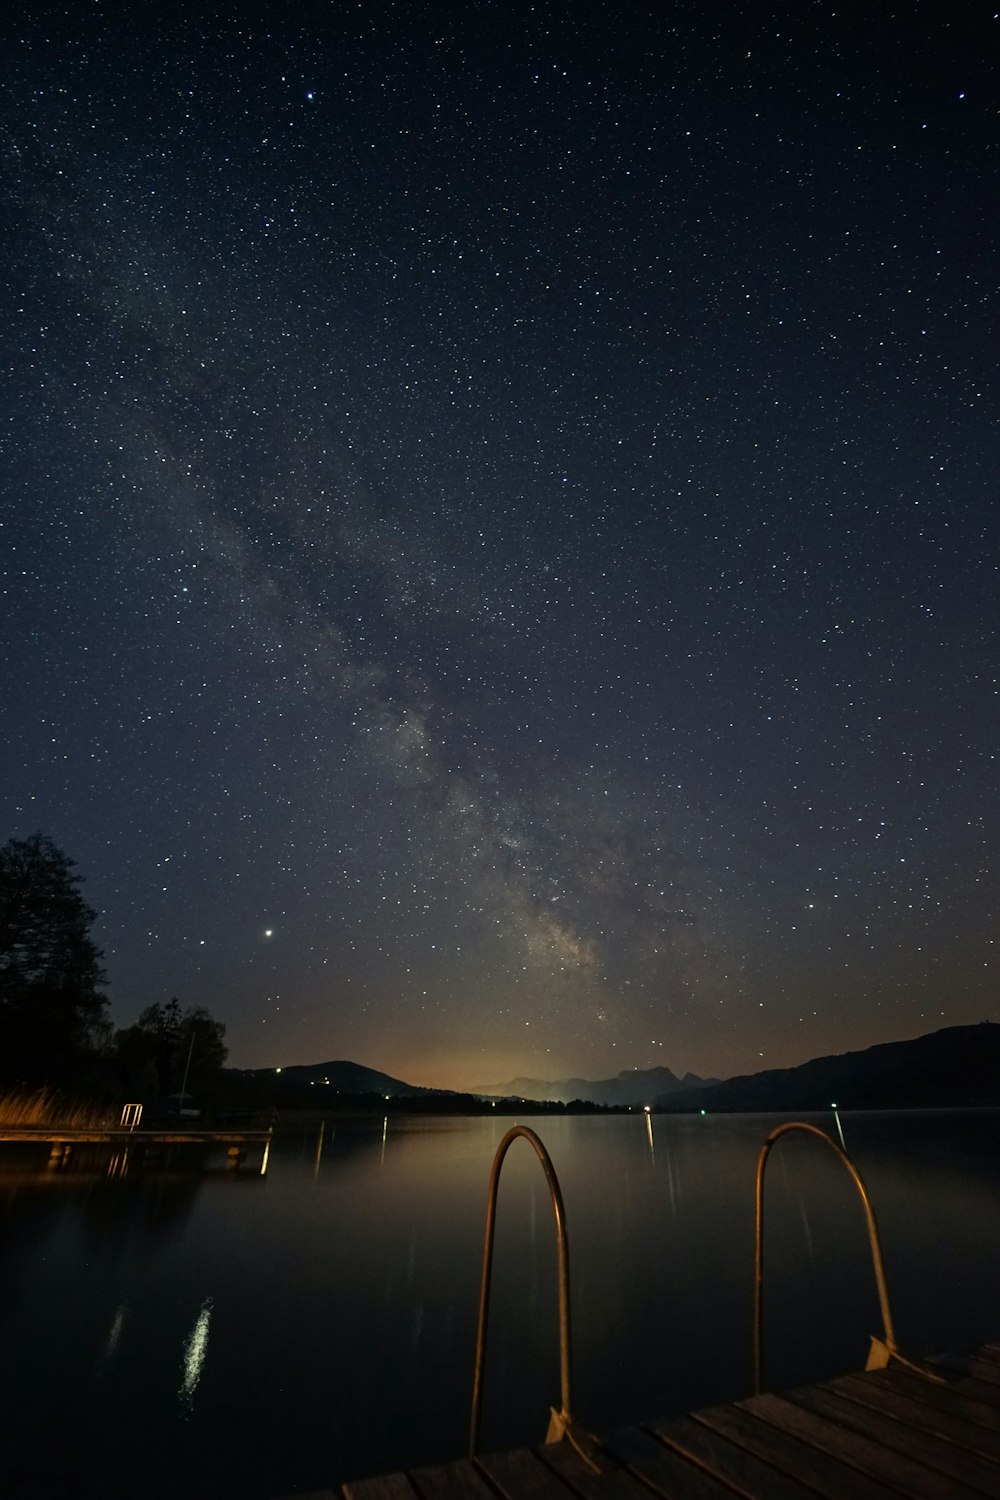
[655,1022,1000,1111]
[471,1065,716,1106]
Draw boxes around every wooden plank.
[692,1404,900,1500]
[602,1423,746,1498]
[854,1369,1000,1435]
[537,1435,658,1500]
[826,1374,1000,1461]
[477,1447,577,1500]
[650,1411,821,1499]
[786,1382,1000,1495]
[926,1368,1000,1407]
[743,1392,981,1499]
[407,1459,498,1500]
[952,1359,1000,1390]
[344,1474,421,1500]
[969,1347,1000,1370]
[933,1355,1000,1389]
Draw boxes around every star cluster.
[1,3,996,1088]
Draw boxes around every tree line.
[0,832,227,1098]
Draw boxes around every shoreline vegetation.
[0,1088,116,1131]
[0,1085,632,1131]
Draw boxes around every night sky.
[2,3,997,1091]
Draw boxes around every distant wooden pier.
[0,1125,272,1169]
[290,1342,1000,1500]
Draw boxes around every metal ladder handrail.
[753,1119,938,1394]
[469,1126,574,1458]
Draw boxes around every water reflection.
[832,1104,847,1149]
[179,1296,213,1412]
[100,1302,127,1368]
[0,1109,997,1500]
[663,1141,678,1220]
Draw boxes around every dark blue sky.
[2,2,996,1088]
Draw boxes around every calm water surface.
[1,1109,998,1499]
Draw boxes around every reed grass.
[0,1088,113,1129]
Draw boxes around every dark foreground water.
[1,1108,998,1499]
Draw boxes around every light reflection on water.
[0,1109,998,1499]
[179,1296,213,1413]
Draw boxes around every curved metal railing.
[469,1126,574,1458]
[753,1120,940,1394]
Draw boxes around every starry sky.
[2,2,997,1091]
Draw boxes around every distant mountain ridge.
[655,1022,1000,1112]
[471,1065,717,1107]
[240,1021,999,1111]
[239,1059,435,1096]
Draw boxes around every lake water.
[1,1109,998,1499]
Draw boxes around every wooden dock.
[295,1343,1000,1500]
[0,1127,271,1145]
[0,1125,272,1168]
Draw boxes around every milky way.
[2,4,996,1087]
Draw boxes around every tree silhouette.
[0,833,109,1057]
[115,997,228,1096]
